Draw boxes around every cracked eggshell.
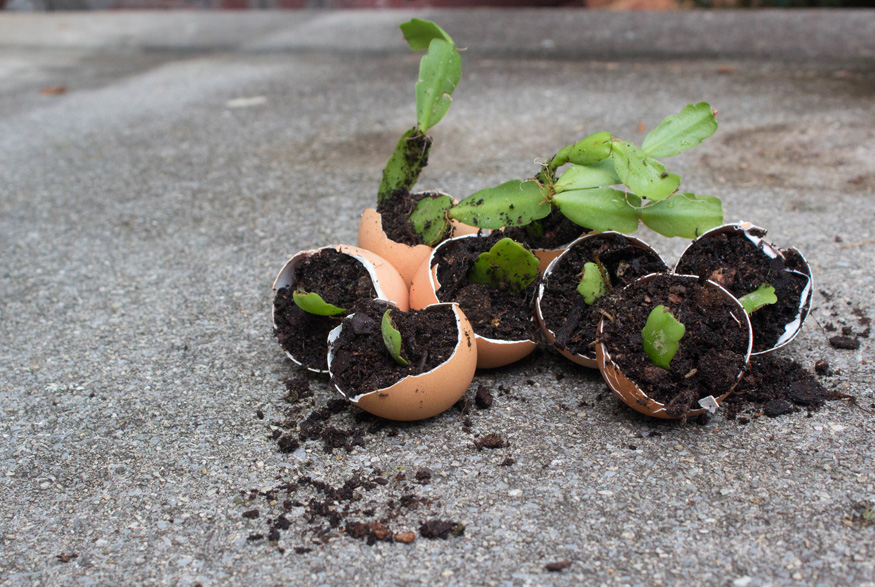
[674,222,813,355]
[327,303,477,421]
[536,232,666,369]
[409,234,537,369]
[357,192,480,288]
[596,273,752,420]
[272,245,409,373]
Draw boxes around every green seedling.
[381,309,410,367]
[738,283,778,314]
[292,290,347,316]
[377,19,460,214]
[642,305,686,370]
[468,238,539,295]
[449,102,723,240]
[577,261,609,305]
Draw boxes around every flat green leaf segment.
[451,180,551,229]
[415,38,461,133]
[611,141,680,201]
[409,194,454,246]
[640,193,723,239]
[642,305,686,370]
[378,128,432,205]
[293,290,347,317]
[381,309,409,367]
[577,262,608,305]
[552,188,641,233]
[551,131,612,170]
[400,18,453,50]
[739,283,777,314]
[642,102,718,159]
[468,238,539,295]
[554,160,620,193]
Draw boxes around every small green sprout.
[468,238,539,295]
[738,283,778,314]
[577,261,609,305]
[381,309,409,367]
[642,305,686,370]
[292,290,347,316]
[450,102,723,240]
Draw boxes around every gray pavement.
[1,10,874,586]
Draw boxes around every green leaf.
[642,305,686,370]
[409,194,454,246]
[738,283,778,314]
[400,18,453,50]
[415,38,461,133]
[552,188,642,233]
[381,309,409,367]
[611,141,680,201]
[577,262,608,305]
[293,290,347,316]
[450,179,551,229]
[468,238,539,294]
[553,160,620,193]
[642,102,718,159]
[378,128,432,205]
[567,131,613,166]
[640,193,723,239]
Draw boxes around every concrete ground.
[1,10,874,586]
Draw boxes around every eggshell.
[327,303,477,421]
[535,232,666,369]
[272,245,409,373]
[595,274,752,419]
[674,222,813,356]
[409,234,537,369]
[533,248,565,274]
[357,193,480,288]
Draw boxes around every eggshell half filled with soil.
[409,234,538,369]
[358,194,480,288]
[272,245,409,373]
[327,303,477,421]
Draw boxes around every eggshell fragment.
[357,193,479,288]
[327,303,477,421]
[409,234,537,369]
[595,274,752,419]
[272,245,408,373]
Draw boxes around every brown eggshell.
[327,304,477,421]
[409,234,537,369]
[595,274,752,420]
[533,248,565,274]
[272,245,409,372]
[357,195,479,288]
[535,232,666,369]
[674,222,813,356]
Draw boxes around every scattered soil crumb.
[474,434,507,450]
[829,335,861,350]
[419,520,464,539]
[500,457,516,467]
[56,553,78,563]
[475,385,494,409]
[545,560,573,572]
[394,531,416,543]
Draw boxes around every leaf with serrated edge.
[577,262,608,305]
[553,188,641,233]
[642,305,686,370]
[642,102,718,159]
[468,238,539,294]
[611,141,680,201]
[450,179,551,229]
[400,18,453,50]
[738,283,778,314]
[554,160,620,193]
[640,193,723,239]
[381,309,409,366]
[293,290,347,316]
[409,194,454,246]
[415,39,461,132]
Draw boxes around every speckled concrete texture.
[1,10,873,586]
